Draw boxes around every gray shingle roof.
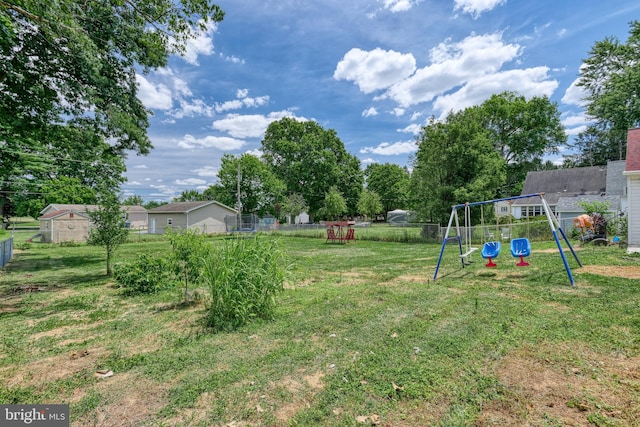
[515,166,607,205]
[555,194,621,212]
[148,200,236,214]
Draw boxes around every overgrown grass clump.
[204,236,288,331]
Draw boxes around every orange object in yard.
[573,214,593,232]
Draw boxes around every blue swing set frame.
[433,193,582,286]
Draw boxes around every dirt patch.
[2,346,109,388]
[578,265,640,280]
[476,344,640,426]
[273,370,325,422]
[75,373,169,427]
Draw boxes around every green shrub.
[113,254,172,295]
[166,228,211,304]
[203,235,288,332]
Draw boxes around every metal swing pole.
[540,194,580,286]
[433,206,459,280]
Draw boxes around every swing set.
[433,193,582,286]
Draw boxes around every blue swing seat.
[510,238,531,266]
[481,241,501,267]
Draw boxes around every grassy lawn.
[1,232,639,426]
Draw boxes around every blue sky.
[124,0,640,202]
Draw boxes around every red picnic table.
[325,221,356,244]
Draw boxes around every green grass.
[1,234,639,426]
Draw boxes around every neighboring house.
[147,200,236,234]
[624,128,640,253]
[39,209,91,243]
[512,161,627,228]
[494,200,513,218]
[121,205,148,229]
[37,203,148,243]
[512,165,607,219]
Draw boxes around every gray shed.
[147,200,237,234]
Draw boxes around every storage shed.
[39,209,91,243]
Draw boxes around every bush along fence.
[0,237,13,268]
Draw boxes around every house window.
[525,206,544,217]
[69,212,74,218]
[167,218,173,225]
[500,206,508,213]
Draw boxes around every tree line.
[1,0,639,227]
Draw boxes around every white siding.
[628,176,640,252]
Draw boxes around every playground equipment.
[481,241,501,267]
[510,238,531,266]
[433,193,582,286]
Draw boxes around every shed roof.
[148,200,236,214]
[38,209,90,220]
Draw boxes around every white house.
[623,128,640,253]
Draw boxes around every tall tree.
[214,153,285,216]
[319,186,347,221]
[15,176,97,219]
[411,111,506,225]
[174,190,205,202]
[577,20,640,163]
[0,0,224,218]
[357,189,383,221]
[479,91,566,196]
[261,118,363,219]
[122,195,144,206]
[364,163,410,214]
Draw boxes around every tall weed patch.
[204,236,288,331]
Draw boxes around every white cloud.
[215,91,270,113]
[136,74,173,110]
[432,66,558,117]
[134,165,148,169]
[245,148,263,158]
[453,0,507,18]
[175,178,207,186]
[177,134,246,150]
[361,157,377,165]
[172,99,215,119]
[399,123,423,135]
[382,0,422,13]
[362,107,378,117]
[127,181,142,186]
[562,112,589,128]
[561,77,587,106]
[192,166,218,177]
[334,48,416,94]
[391,108,405,117]
[181,21,217,66]
[360,141,418,155]
[212,110,301,139]
[384,32,522,108]
[565,125,587,136]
